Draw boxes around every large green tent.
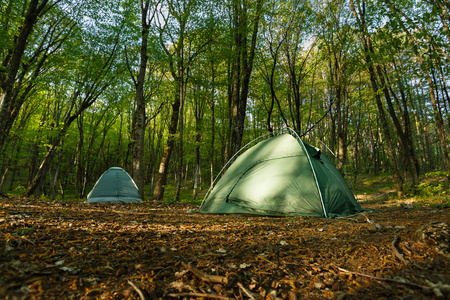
[199,130,365,217]
[86,167,142,204]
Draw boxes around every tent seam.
[289,129,328,218]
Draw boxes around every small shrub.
[417,181,444,196]
[13,185,26,195]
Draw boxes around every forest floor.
[0,179,449,299]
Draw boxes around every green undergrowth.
[162,185,204,206]
[354,174,397,195]
[1,172,448,210]
[355,171,449,209]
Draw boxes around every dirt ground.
[0,195,449,299]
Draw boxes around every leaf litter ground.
[0,195,448,299]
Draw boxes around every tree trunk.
[0,102,31,193]
[373,60,419,188]
[426,71,450,175]
[228,0,264,157]
[326,46,347,172]
[350,0,404,193]
[0,139,19,193]
[153,81,181,200]
[209,61,216,185]
[50,153,62,200]
[193,113,203,199]
[75,114,84,198]
[175,76,185,202]
[389,5,450,177]
[131,0,157,200]
[132,59,147,200]
[149,118,164,192]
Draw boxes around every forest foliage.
[0,0,449,201]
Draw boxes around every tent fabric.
[86,167,142,203]
[199,133,364,217]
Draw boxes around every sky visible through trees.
[0,0,449,200]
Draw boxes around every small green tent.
[86,167,142,203]
[199,130,365,217]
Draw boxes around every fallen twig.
[426,280,450,298]
[17,236,35,245]
[335,265,426,288]
[128,280,145,300]
[167,292,234,299]
[237,282,256,300]
[182,262,228,284]
[391,235,409,265]
[335,264,450,297]
[256,254,294,276]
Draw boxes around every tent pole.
[200,127,328,217]
[289,128,329,218]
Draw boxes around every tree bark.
[75,114,84,198]
[228,0,264,158]
[209,60,216,185]
[192,87,205,199]
[130,0,158,200]
[153,86,181,199]
[175,74,186,202]
[193,130,201,199]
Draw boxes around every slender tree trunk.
[50,152,62,200]
[350,0,404,192]
[326,46,347,172]
[390,72,420,183]
[0,139,19,193]
[0,102,31,193]
[75,115,84,198]
[26,125,67,196]
[228,0,264,157]
[209,61,216,185]
[193,111,203,199]
[118,113,125,166]
[284,36,315,133]
[425,71,450,175]
[149,118,163,192]
[27,106,49,187]
[131,0,157,200]
[229,0,242,158]
[286,49,302,133]
[153,80,181,200]
[175,75,186,202]
[374,64,418,187]
[133,68,147,200]
[411,96,426,171]
[437,64,450,126]
[389,7,450,177]
[153,0,202,200]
